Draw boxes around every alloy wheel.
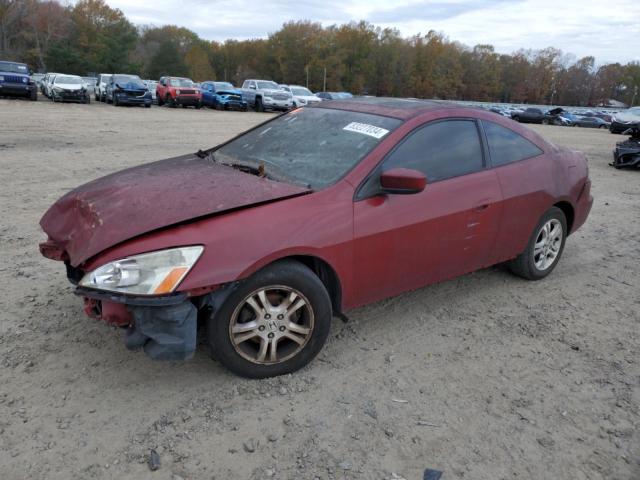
[229,285,314,365]
[533,219,563,271]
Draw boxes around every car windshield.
[215,108,402,189]
[113,75,143,85]
[336,92,353,99]
[171,78,193,87]
[257,81,279,90]
[0,61,28,74]
[55,76,82,84]
[291,87,313,96]
[214,82,235,90]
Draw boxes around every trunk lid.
[40,153,310,266]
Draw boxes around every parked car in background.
[574,116,610,129]
[50,74,90,103]
[279,85,322,108]
[106,74,152,107]
[144,80,158,103]
[82,77,96,95]
[156,76,202,108]
[0,60,37,100]
[240,79,292,112]
[200,81,247,110]
[39,98,592,378]
[95,73,112,102]
[610,107,640,134]
[510,107,566,125]
[44,73,64,98]
[41,73,60,96]
[31,73,45,89]
[316,92,353,100]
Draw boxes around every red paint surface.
[39,154,309,266]
[40,102,593,314]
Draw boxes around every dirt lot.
[0,98,638,480]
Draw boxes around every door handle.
[474,204,490,212]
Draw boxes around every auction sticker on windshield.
[343,122,390,139]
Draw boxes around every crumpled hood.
[40,153,310,266]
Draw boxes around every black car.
[106,74,152,107]
[610,107,640,134]
[316,91,353,100]
[0,60,37,100]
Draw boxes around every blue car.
[106,74,152,107]
[201,81,247,111]
[0,60,37,101]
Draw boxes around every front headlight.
[176,89,181,95]
[79,246,203,296]
[53,86,63,93]
[0,75,4,81]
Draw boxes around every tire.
[144,103,151,108]
[30,90,37,101]
[207,260,332,378]
[215,102,223,111]
[542,119,549,125]
[600,125,607,129]
[84,95,90,104]
[195,103,202,109]
[166,95,176,108]
[508,206,567,280]
[113,94,118,107]
[513,116,520,122]
[255,97,263,112]
[157,96,164,106]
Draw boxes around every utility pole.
[323,67,326,92]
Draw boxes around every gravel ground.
[0,98,638,480]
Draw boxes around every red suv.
[156,76,202,108]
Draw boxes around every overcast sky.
[104,0,640,64]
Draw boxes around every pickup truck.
[239,79,292,112]
[511,107,564,125]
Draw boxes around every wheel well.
[554,201,574,233]
[288,255,342,315]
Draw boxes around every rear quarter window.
[482,121,543,167]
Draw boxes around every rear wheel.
[207,260,332,378]
[509,207,567,280]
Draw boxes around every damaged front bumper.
[77,287,197,361]
[611,128,640,169]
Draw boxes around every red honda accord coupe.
[39,98,593,378]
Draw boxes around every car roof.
[313,96,459,120]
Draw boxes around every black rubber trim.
[74,287,188,306]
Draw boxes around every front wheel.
[509,206,567,280]
[207,260,332,378]
[255,97,263,112]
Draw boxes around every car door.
[352,119,503,306]
[201,83,213,106]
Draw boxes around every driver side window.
[383,119,484,182]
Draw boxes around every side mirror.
[380,168,427,194]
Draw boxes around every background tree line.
[1,0,639,106]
